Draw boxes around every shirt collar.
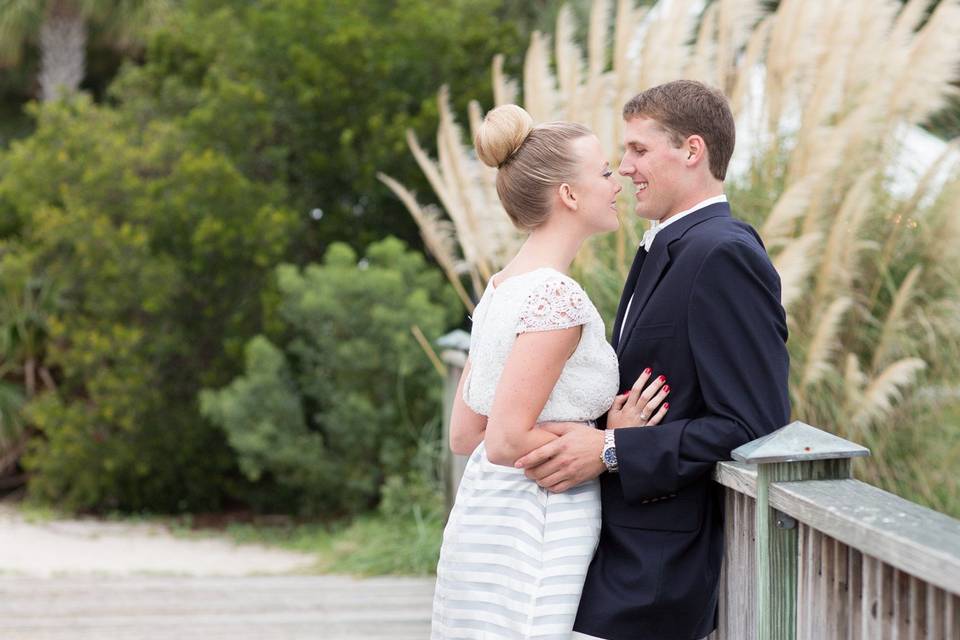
[641,194,727,251]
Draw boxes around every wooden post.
[438,330,470,512]
[731,421,870,640]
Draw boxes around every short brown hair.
[475,104,591,231]
[623,80,735,181]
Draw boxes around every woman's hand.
[606,368,670,429]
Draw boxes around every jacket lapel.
[616,247,670,356]
[611,245,647,350]
[616,202,732,357]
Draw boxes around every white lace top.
[464,267,620,422]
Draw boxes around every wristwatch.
[601,429,618,473]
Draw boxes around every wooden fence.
[438,340,960,639]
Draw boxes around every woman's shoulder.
[514,269,598,333]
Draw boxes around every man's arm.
[514,374,670,492]
[614,238,790,502]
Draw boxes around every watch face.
[603,447,617,466]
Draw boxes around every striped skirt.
[432,442,602,639]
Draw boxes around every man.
[514,80,791,639]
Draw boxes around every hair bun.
[474,104,534,168]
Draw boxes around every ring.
[640,412,649,420]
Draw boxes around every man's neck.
[658,188,726,224]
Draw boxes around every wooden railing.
[711,425,960,639]
[437,338,960,639]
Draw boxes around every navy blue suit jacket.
[574,201,791,639]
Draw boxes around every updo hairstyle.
[474,104,591,231]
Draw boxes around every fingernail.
[663,385,671,393]
[514,461,523,468]
[644,368,652,375]
[664,403,670,410]
[658,375,665,383]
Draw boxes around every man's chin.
[634,208,660,222]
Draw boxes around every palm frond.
[491,54,518,107]
[715,0,764,95]
[587,0,611,81]
[729,14,771,116]
[891,0,960,123]
[523,31,558,123]
[811,169,876,299]
[852,357,927,431]
[761,172,822,241]
[555,6,585,119]
[871,265,922,373]
[800,296,853,389]
[377,173,474,312]
[772,232,821,312]
[685,1,718,86]
[638,0,699,88]
[436,86,494,281]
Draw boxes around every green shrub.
[201,237,460,516]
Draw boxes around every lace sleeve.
[517,276,591,333]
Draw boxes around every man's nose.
[618,159,631,176]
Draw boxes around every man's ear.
[685,135,707,165]
[559,182,578,210]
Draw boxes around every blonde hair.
[474,105,591,231]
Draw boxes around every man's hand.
[514,422,606,492]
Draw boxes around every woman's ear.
[558,182,578,210]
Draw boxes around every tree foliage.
[109,0,531,255]
[200,238,460,516]
[1,96,299,511]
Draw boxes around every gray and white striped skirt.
[432,442,602,639]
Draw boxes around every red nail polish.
[658,375,665,383]
[664,403,670,410]
[644,368,652,375]
[663,385,670,393]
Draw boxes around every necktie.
[641,221,660,251]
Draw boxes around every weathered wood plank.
[717,487,756,639]
[0,575,435,640]
[926,582,943,640]
[850,547,863,640]
[768,479,960,594]
[756,465,775,639]
[714,460,758,498]
[863,555,882,639]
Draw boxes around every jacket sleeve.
[614,238,791,503]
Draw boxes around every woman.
[431,105,669,639]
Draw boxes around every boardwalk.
[0,575,435,639]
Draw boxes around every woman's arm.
[449,358,488,455]
[483,326,582,466]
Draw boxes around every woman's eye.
[603,170,613,177]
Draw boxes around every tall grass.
[382,0,960,516]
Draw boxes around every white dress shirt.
[617,195,727,342]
